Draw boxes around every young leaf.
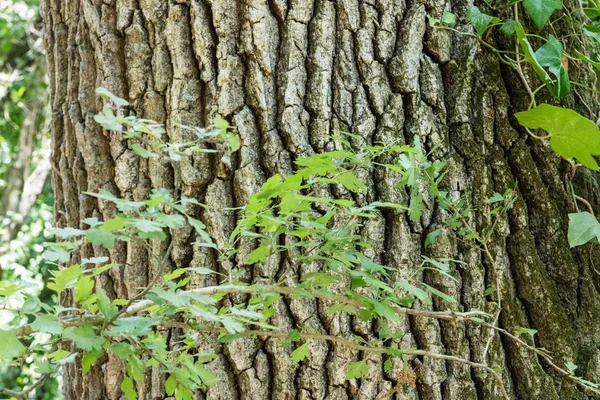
[96,87,129,108]
[514,104,600,170]
[466,6,499,36]
[523,0,562,29]
[291,343,310,363]
[31,315,63,335]
[82,350,103,375]
[534,35,569,97]
[441,12,456,27]
[346,360,369,380]
[567,212,600,247]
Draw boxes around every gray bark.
[42,0,600,399]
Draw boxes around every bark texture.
[42,0,600,399]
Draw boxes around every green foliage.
[466,6,499,36]
[515,104,600,170]
[523,0,562,29]
[568,212,600,247]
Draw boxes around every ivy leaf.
[534,35,569,97]
[514,23,552,92]
[291,343,310,363]
[523,0,562,29]
[500,19,518,36]
[0,330,26,360]
[577,52,600,72]
[514,104,600,170]
[466,6,499,36]
[567,212,600,247]
[346,360,369,380]
[584,25,600,43]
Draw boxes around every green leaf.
[121,375,137,400]
[64,325,104,351]
[565,361,578,374]
[130,143,156,158]
[87,228,116,249]
[291,343,310,362]
[422,283,457,303]
[523,0,562,29]
[96,87,129,107]
[0,330,26,360]
[500,19,517,36]
[424,229,442,248]
[337,171,366,192]
[577,52,600,72]
[165,375,177,396]
[534,35,569,97]
[48,265,83,294]
[101,217,127,232]
[74,274,95,303]
[97,288,118,319]
[568,212,600,247]
[396,281,432,305]
[107,317,161,337]
[514,23,552,93]
[584,25,600,43]
[247,245,270,264]
[31,314,63,335]
[82,350,103,375]
[441,12,456,27]
[514,104,600,170]
[466,6,499,36]
[346,360,369,380]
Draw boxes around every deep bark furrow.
[42,0,600,399]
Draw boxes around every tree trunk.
[42,0,600,399]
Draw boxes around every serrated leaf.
[515,104,600,170]
[97,288,118,319]
[82,350,103,375]
[86,229,116,249]
[346,360,369,380]
[64,325,104,351]
[247,245,270,264]
[337,171,366,192]
[568,212,600,247]
[424,229,442,248]
[291,343,310,362]
[0,330,26,360]
[523,0,562,29]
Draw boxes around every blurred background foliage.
[0,0,58,398]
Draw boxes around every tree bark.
[42,0,600,399]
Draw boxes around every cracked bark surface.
[42,0,600,399]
